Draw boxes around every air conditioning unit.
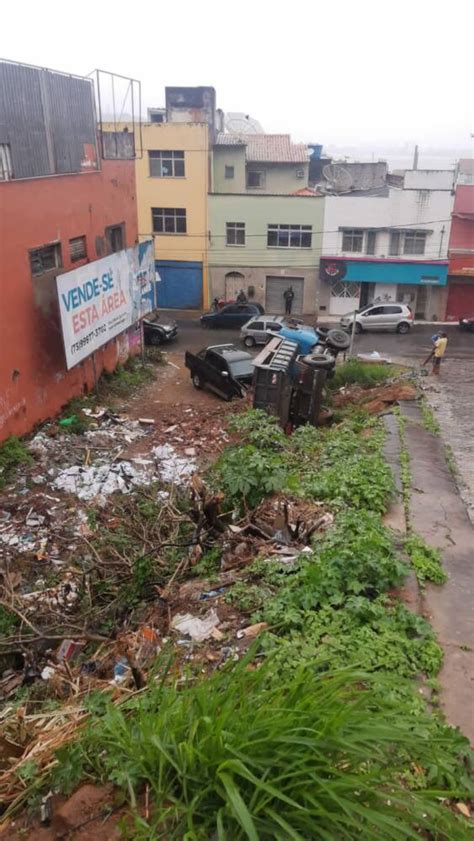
[296,169,305,178]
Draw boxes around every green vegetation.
[215,445,292,509]
[420,398,441,434]
[0,435,33,488]
[99,356,155,397]
[48,657,472,840]
[328,359,395,390]
[405,534,447,585]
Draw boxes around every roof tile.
[215,132,309,163]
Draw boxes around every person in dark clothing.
[283,286,295,314]
[236,289,247,303]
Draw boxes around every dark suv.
[201,303,264,329]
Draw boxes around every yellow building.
[135,122,209,308]
[105,118,210,308]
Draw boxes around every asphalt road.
[167,316,473,361]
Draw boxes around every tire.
[192,373,203,389]
[301,355,335,371]
[325,328,351,351]
[244,335,256,348]
[355,322,363,334]
[396,322,410,334]
[149,332,163,346]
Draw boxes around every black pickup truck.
[185,344,254,401]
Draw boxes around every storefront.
[319,258,448,320]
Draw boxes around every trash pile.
[333,381,418,415]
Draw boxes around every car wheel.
[244,335,256,348]
[150,332,163,346]
[355,322,363,334]
[192,374,203,389]
[396,322,410,334]
[325,328,351,351]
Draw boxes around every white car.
[239,315,287,347]
[340,303,414,334]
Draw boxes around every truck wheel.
[192,374,203,389]
[325,329,351,350]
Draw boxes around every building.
[128,87,215,309]
[320,168,455,319]
[0,60,140,441]
[445,159,474,320]
[209,134,324,314]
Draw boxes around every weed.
[98,357,154,398]
[49,657,472,840]
[444,443,458,478]
[224,582,270,613]
[328,359,395,390]
[215,445,293,509]
[0,436,33,488]
[304,451,394,513]
[192,547,222,579]
[0,604,20,636]
[420,398,440,434]
[229,409,286,450]
[404,533,447,585]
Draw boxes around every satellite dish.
[224,112,263,134]
[322,164,354,192]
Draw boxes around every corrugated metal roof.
[215,132,309,163]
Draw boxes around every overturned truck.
[252,329,350,428]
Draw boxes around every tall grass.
[329,359,395,390]
[54,655,472,840]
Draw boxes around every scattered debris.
[171,609,221,642]
[236,622,268,640]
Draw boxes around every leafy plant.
[0,436,33,487]
[224,582,271,614]
[305,451,394,513]
[405,533,447,585]
[215,445,292,509]
[0,604,20,636]
[229,409,286,450]
[420,398,441,434]
[192,546,222,579]
[47,656,472,840]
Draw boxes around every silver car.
[240,315,286,347]
[340,303,414,334]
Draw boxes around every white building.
[319,169,455,319]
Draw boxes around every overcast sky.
[3,0,473,155]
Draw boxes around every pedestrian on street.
[432,332,448,375]
[284,286,295,315]
[236,289,247,303]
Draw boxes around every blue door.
[155,261,203,309]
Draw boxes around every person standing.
[432,332,448,375]
[283,286,295,315]
[236,289,247,303]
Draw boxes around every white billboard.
[56,240,155,369]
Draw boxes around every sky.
[2,0,473,158]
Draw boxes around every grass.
[420,398,441,434]
[404,533,447,585]
[0,436,33,488]
[328,359,395,390]
[48,656,472,840]
[98,356,155,397]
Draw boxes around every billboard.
[56,240,155,369]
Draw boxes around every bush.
[50,657,472,840]
[215,444,293,509]
[305,451,394,513]
[329,359,394,390]
[229,409,286,450]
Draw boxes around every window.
[267,224,312,248]
[29,242,62,277]
[247,170,264,188]
[226,222,245,246]
[149,150,185,178]
[404,230,426,255]
[105,224,125,254]
[383,305,402,314]
[152,207,187,234]
[0,143,13,180]
[365,306,384,316]
[389,231,401,255]
[366,230,377,255]
[69,236,87,262]
[267,322,282,332]
[251,321,265,330]
[225,165,235,179]
[342,229,364,252]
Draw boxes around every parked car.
[240,315,286,347]
[185,344,254,400]
[201,303,264,329]
[143,310,178,345]
[340,303,413,334]
[459,315,474,332]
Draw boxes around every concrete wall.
[0,161,138,440]
[404,170,455,190]
[212,146,247,193]
[209,266,319,315]
[246,162,309,195]
[322,188,454,260]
